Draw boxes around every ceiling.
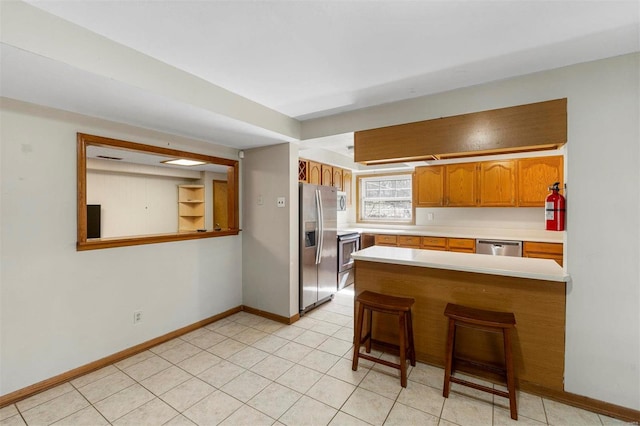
[1,0,639,161]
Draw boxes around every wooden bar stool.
[443,303,518,420]
[352,290,416,387]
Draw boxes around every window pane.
[360,174,412,222]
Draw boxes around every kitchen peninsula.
[352,246,569,393]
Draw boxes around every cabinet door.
[517,156,564,207]
[447,238,476,253]
[523,241,563,266]
[342,170,353,206]
[321,165,333,186]
[361,233,375,249]
[397,235,421,248]
[445,163,477,206]
[478,160,517,206]
[415,166,444,207]
[374,234,398,246]
[333,167,343,190]
[308,161,321,185]
[421,236,447,250]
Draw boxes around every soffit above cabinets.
[354,98,567,165]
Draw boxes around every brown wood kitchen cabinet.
[332,167,343,190]
[421,236,447,251]
[321,164,333,186]
[397,235,421,248]
[308,161,321,185]
[374,234,398,246]
[517,156,564,206]
[298,159,308,182]
[415,165,445,207]
[342,170,353,206]
[445,163,477,206]
[478,160,517,206]
[523,241,563,266]
[447,238,476,253]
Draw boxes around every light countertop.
[352,245,570,282]
[340,225,565,243]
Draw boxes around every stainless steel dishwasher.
[475,239,523,257]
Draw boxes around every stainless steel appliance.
[337,231,360,290]
[300,183,337,314]
[476,239,523,257]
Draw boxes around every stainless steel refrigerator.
[299,183,337,314]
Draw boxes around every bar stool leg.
[406,310,416,366]
[504,328,518,420]
[352,301,365,371]
[443,318,456,398]
[365,308,373,353]
[398,311,407,387]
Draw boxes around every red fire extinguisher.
[545,182,566,231]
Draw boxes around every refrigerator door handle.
[316,189,324,265]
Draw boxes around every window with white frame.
[359,174,413,222]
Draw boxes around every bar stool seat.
[443,303,518,420]
[352,290,416,387]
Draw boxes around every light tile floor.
[0,286,628,426]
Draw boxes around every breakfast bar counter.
[352,246,569,393]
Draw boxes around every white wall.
[241,143,299,318]
[0,99,243,395]
[303,53,640,410]
[87,170,198,238]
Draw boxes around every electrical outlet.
[277,197,286,208]
[133,310,143,324]
[427,212,434,221]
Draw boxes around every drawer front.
[375,234,398,245]
[447,238,476,251]
[421,236,447,249]
[398,235,421,247]
[524,242,563,255]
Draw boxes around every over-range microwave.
[337,192,347,211]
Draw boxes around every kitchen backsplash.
[414,207,544,229]
[340,206,545,230]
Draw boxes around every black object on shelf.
[87,204,101,239]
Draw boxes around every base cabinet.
[374,234,475,253]
[447,238,476,253]
[523,241,563,266]
[374,234,398,246]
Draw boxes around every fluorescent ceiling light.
[162,158,207,166]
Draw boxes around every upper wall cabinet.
[517,156,564,206]
[354,98,567,164]
[414,155,563,208]
[415,165,444,207]
[342,169,353,206]
[333,167,343,190]
[321,164,333,186]
[478,160,517,206]
[308,161,321,185]
[445,163,477,207]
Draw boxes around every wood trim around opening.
[355,171,416,225]
[77,133,241,250]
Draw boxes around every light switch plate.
[277,197,286,208]
[257,195,264,205]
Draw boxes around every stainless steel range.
[337,231,360,290]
